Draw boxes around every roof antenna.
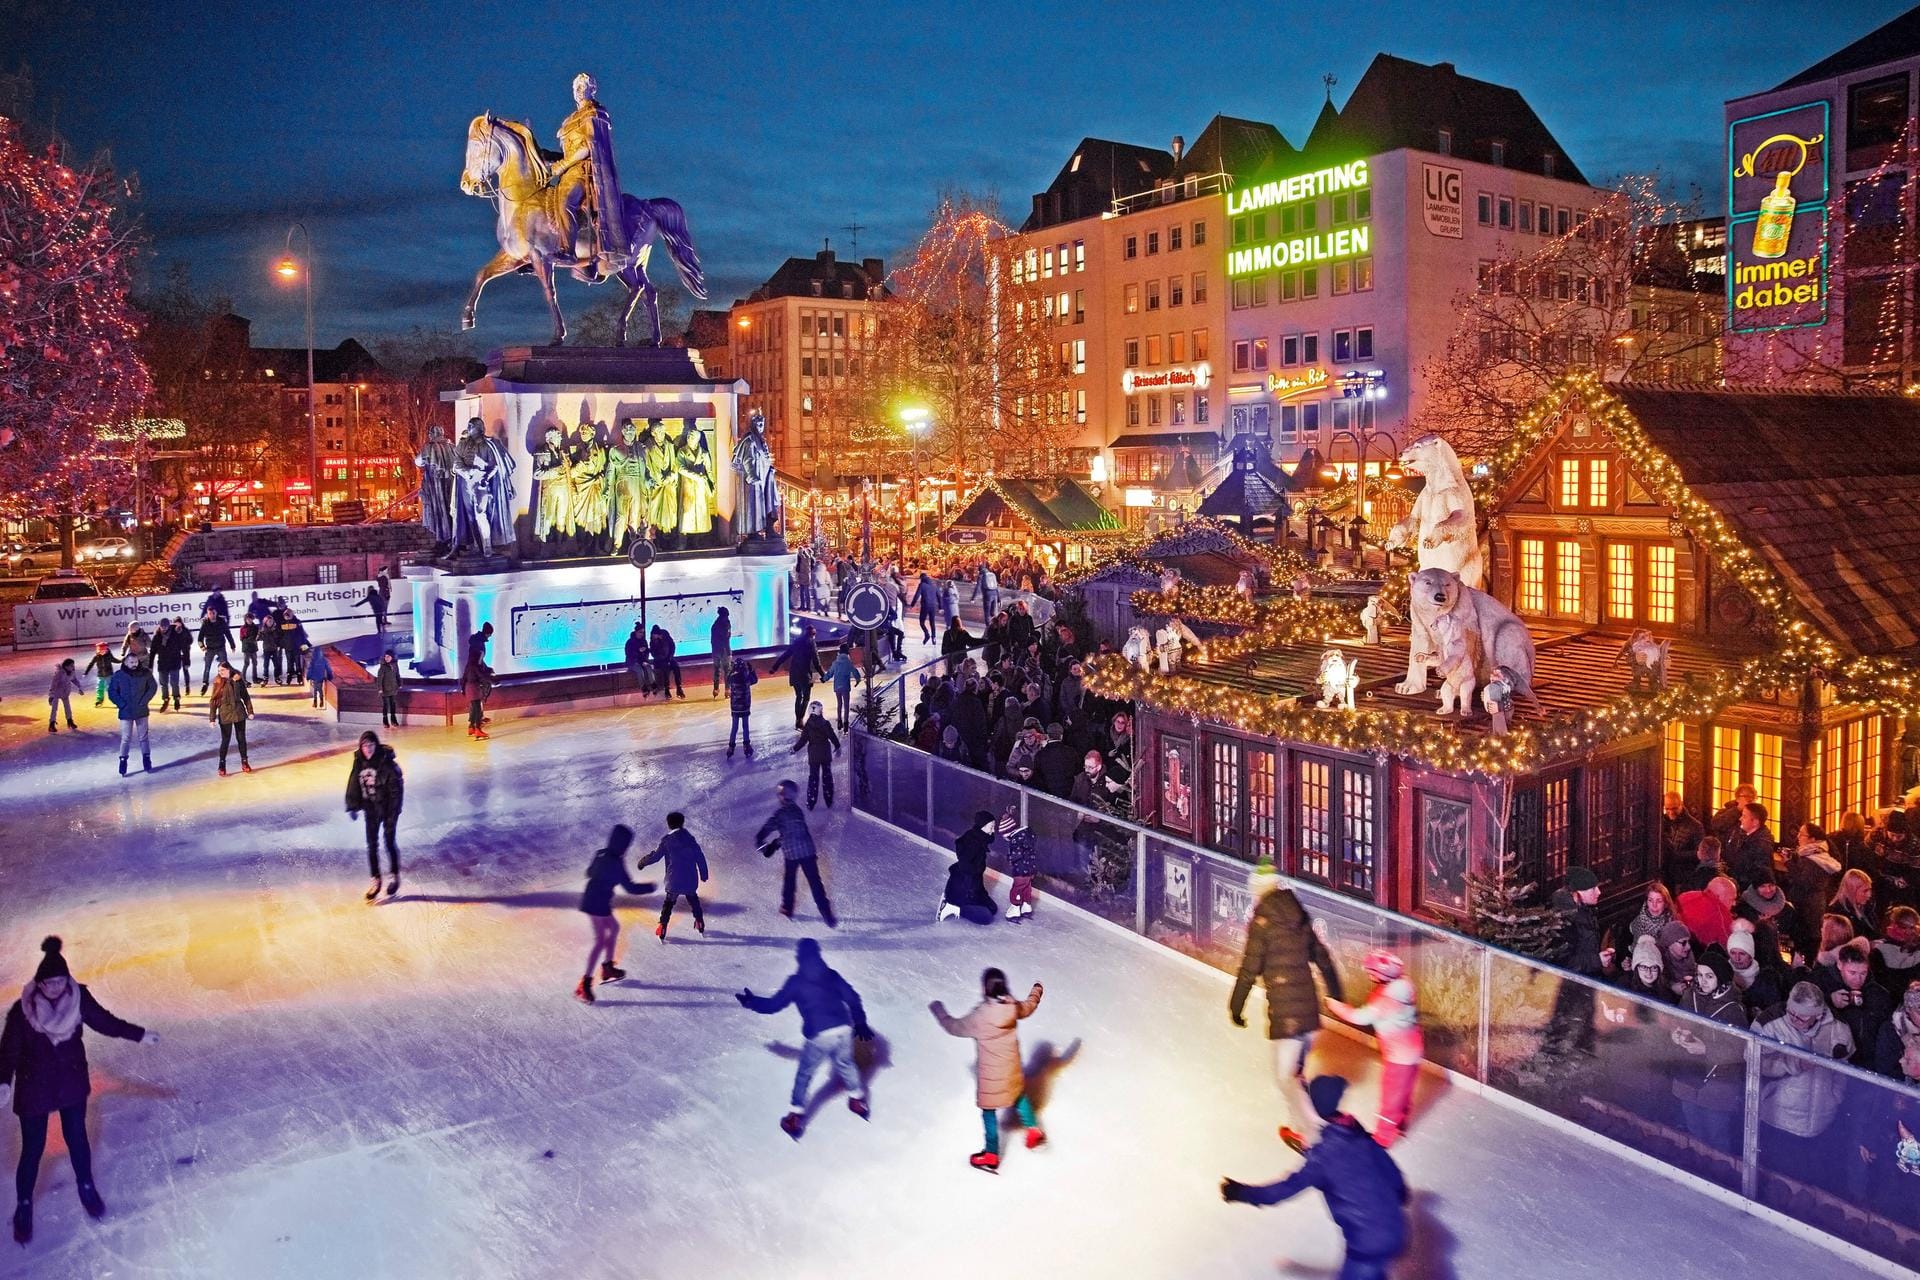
[1323,73,1337,104]
[842,221,866,251]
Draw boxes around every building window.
[1555,541,1581,616]
[1210,738,1242,857]
[1147,395,1162,425]
[1146,280,1161,310]
[1072,339,1086,373]
[1251,277,1268,307]
[1146,334,1164,364]
[1127,399,1141,427]
[1170,276,1184,307]
[1278,403,1297,441]
[1558,458,1581,507]
[1195,393,1209,424]
[1647,545,1676,623]
[1477,192,1493,225]
[1490,141,1507,167]
[1125,284,1139,314]
[1607,543,1634,620]
[1169,225,1183,252]
[1663,721,1689,801]
[1711,725,1784,821]
[1170,394,1186,425]
[316,563,339,584]
[1557,208,1571,236]
[1125,339,1140,366]
[1125,235,1138,260]
[1282,335,1300,365]
[1192,272,1207,304]
[1302,333,1318,362]
[1042,248,1054,278]
[1074,240,1086,271]
[1232,340,1250,372]
[1353,258,1373,292]
[1193,328,1209,360]
[1170,331,1187,362]
[1252,338,1269,370]
[1339,767,1376,895]
[1074,289,1086,323]
[1497,196,1513,229]
[1193,220,1207,246]
[1232,279,1250,309]
[1589,458,1609,507]
[1076,388,1087,423]
[1332,262,1351,294]
[1815,716,1887,827]
[1247,748,1276,864]
[1518,538,1547,613]
[1334,329,1353,362]
[1146,231,1160,255]
[232,568,255,591]
[1437,128,1453,155]
[1543,775,1571,884]
[1848,74,1910,170]
[1519,203,1534,233]
[1356,327,1374,360]
[1297,758,1331,882]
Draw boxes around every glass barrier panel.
[1754,1043,1920,1272]
[925,758,1021,866]
[887,741,929,838]
[1025,789,1135,927]
[851,731,888,820]
[1484,951,1746,1191]
[1146,834,1205,958]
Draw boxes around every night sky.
[10,0,1909,350]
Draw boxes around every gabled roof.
[1178,114,1294,180]
[1022,137,1175,232]
[949,477,1123,534]
[249,338,391,387]
[1774,5,1920,90]
[747,249,885,303]
[1305,53,1586,184]
[1198,434,1289,519]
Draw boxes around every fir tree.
[1466,843,1563,959]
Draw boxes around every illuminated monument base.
[406,553,790,679]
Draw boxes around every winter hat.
[358,731,381,751]
[1248,858,1282,904]
[1657,920,1694,951]
[33,936,69,983]
[1630,935,1663,971]
[1362,948,1404,982]
[1306,1075,1348,1120]
[1741,882,1787,917]
[1786,981,1826,1017]
[1565,866,1599,893]
[975,810,996,831]
[1698,951,1734,993]
[1726,929,1757,960]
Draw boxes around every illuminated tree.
[1415,175,1720,457]
[0,116,149,562]
[827,194,1075,479]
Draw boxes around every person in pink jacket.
[930,967,1045,1173]
[1325,948,1423,1148]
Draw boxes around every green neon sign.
[1225,160,1369,216]
[1227,226,1369,277]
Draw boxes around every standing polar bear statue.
[1400,567,1538,716]
[1386,434,1484,590]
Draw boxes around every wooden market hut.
[940,476,1126,568]
[1119,377,1918,925]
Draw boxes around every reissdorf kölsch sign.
[1727,101,1830,334]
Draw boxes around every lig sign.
[1121,362,1212,395]
[1266,368,1329,400]
[1727,101,1829,334]
[1225,160,1371,278]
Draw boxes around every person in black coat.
[1230,876,1345,1150]
[938,811,998,925]
[345,731,405,902]
[945,681,990,768]
[792,700,842,809]
[709,607,733,698]
[648,624,684,699]
[1,937,151,1245]
[1723,803,1777,889]
[1222,1076,1408,1279]
[1032,724,1077,797]
[638,811,710,940]
[725,655,758,759]
[575,825,656,1004]
[940,616,976,674]
[758,781,835,926]
[769,624,827,729]
[623,622,653,695]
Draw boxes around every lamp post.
[900,405,930,557]
[275,224,317,524]
[349,381,369,504]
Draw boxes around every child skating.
[46,659,81,733]
[637,811,709,941]
[1324,948,1424,1147]
[82,644,115,707]
[736,938,874,1139]
[996,808,1037,921]
[575,824,655,1004]
[930,967,1046,1172]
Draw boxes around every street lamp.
[1323,412,1400,560]
[900,405,931,551]
[275,223,317,524]
[350,381,369,504]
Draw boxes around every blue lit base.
[406,555,790,678]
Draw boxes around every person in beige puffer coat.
[931,967,1044,1173]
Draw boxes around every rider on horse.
[549,72,629,279]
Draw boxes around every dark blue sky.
[13,0,1910,349]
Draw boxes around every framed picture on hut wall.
[1417,792,1471,918]
[1160,734,1195,835]
[1160,853,1193,927]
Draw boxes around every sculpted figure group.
[532,416,716,556]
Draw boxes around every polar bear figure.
[1400,567,1536,708]
[1386,434,1484,590]
[1122,626,1154,671]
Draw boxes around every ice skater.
[1229,866,1344,1153]
[304,644,332,708]
[82,643,114,707]
[376,650,402,727]
[725,655,758,758]
[105,654,157,776]
[1325,949,1424,1147]
[345,731,404,900]
[825,642,857,732]
[792,700,841,809]
[996,808,1038,921]
[208,660,254,776]
[45,659,81,734]
[937,810,998,924]
[1220,1076,1409,1280]
[638,811,709,941]
[736,938,874,1139]
[930,967,1046,1172]
[0,937,154,1246]
[575,824,655,1004]
[759,780,836,928]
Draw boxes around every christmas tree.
[1465,842,1563,959]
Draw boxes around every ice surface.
[0,639,1868,1279]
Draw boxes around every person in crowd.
[200,587,229,625]
[152,616,188,712]
[237,617,260,682]
[105,653,156,776]
[1670,951,1749,1153]
[376,650,402,728]
[1004,718,1045,785]
[1660,791,1705,889]
[1873,980,1920,1084]
[1814,937,1892,1069]
[970,559,999,622]
[1726,924,1786,1016]
[995,809,1039,923]
[648,624,684,700]
[45,659,81,734]
[208,660,253,776]
[574,824,654,1004]
[758,780,835,927]
[937,724,966,763]
[1621,935,1673,1003]
[1656,920,1696,1000]
[910,570,941,645]
[725,655,758,759]
[708,607,732,699]
[244,591,272,627]
[1684,835,1729,894]
[930,966,1045,1172]
[769,622,826,730]
[461,641,494,740]
[362,578,388,636]
[259,611,283,685]
[1813,913,1855,971]
[1872,905,1920,998]
[1676,875,1735,950]
[638,811,709,941]
[737,939,874,1140]
[1830,868,1880,941]
[1756,981,1855,1166]
[1725,802,1777,889]
[1628,883,1678,945]
[278,607,308,684]
[82,643,115,707]
[1867,810,1917,911]
[792,700,841,810]
[825,643,857,733]
[345,730,404,900]
[197,607,233,695]
[304,644,332,708]
[937,811,998,925]
[1831,810,1870,875]
[623,620,653,696]
[940,614,975,675]
[1325,948,1424,1147]
[1737,875,1795,960]
[0,937,152,1247]
[118,623,148,666]
[1220,1075,1408,1280]
[1231,865,1345,1153]
[1031,723,1077,797]
[1711,783,1758,843]
[1786,823,1841,959]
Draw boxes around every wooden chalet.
[940,476,1125,566]
[1119,378,1918,924]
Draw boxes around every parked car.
[2,541,61,572]
[30,571,101,601]
[75,536,136,565]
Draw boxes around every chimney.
[863,256,885,284]
[818,238,834,262]
[1435,61,1455,76]
[1170,135,1185,164]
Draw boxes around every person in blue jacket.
[1220,1075,1409,1280]
[736,938,875,1140]
[637,811,709,941]
[304,645,333,708]
[825,643,858,732]
[105,654,157,776]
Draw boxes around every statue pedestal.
[444,345,749,563]
[437,551,513,576]
[737,533,788,556]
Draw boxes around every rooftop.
[1773,4,1920,91]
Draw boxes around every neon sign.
[1228,226,1369,278]
[1225,161,1369,217]
[1121,363,1212,395]
[1727,101,1829,334]
[1266,368,1329,400]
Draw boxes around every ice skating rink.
[0,647,1867,1279]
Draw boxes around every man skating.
[758,780,836,927]
[637,811,709,941]
[1229,868,1344,1153]
[345,731,405,901]
[769,622,827,729]
[792,700,841,809]
[736,938,874,1139]
[105,656,157,776]
[725,655,758,758]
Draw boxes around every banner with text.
[11,578,414,651]
[1727,100,1830,334]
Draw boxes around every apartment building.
[727,247,886,477]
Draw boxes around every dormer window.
[1436,128,1453,155]
[1542,152,1557,178]
[1490,141,1507,167]
[810,281,823,296]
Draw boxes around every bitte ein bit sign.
[1727,101,1830,335]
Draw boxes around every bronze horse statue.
[459,113,707,346]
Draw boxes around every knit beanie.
[1657,920,1693,951]
[1726,928,1757,959]
[1248,858,1282,904]
[1786,981,1825,1017]
[1698,951,1735,992]
[1630,935,1662,971]
[1306,1074,1348,1120]
[33,936,69,983]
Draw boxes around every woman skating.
[930,967,1045,1172]
[0,937,152,1245]
[344,731,404,900]
[575,825,655,1004]
[208,661,254,776]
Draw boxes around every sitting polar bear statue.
[1386,434,1484,590]
[1399,567,1537,713]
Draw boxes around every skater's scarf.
[21,981,82,1045]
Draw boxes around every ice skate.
[141,753,152,772]
[218,766,228,777]
[822,906,838,929]
[598,961,626,983]
[1025,1127,1047,1150]
[385,876,400,898]
[694,918,706,935]
[241,762,252,773]
[1278,1126,1309,1156]
[76,1183,104,1219]
[655,923,668,943]
[849,1097,870,1120]
[472,728,490,740]
[780,1113,804,1141]
[11,1199,28,1244]
[1374,1119,1403,1148]
[118,756,127,776]
[573,977,595,1004]
[937,901,960,923]
[1005,902,1022,921]
[364,879,381,902]
[47,723,55,734]
[968,1150,1000,1173]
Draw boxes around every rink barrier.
[849,729,1920,1275]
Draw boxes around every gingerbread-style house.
[1103,376,1918,924]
